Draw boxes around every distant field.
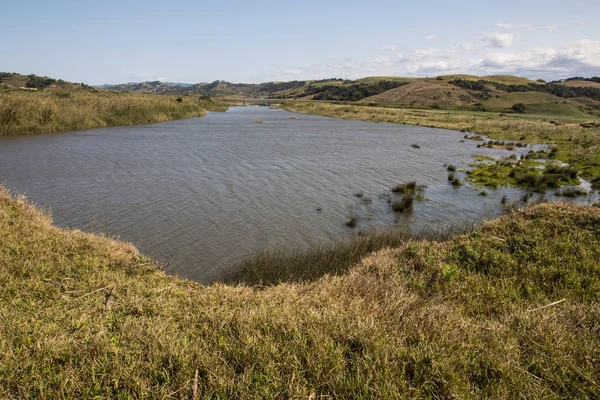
[354,76,421,84]
[558,80,600,88]
[440,74,542,85]
[482,92,571,108]
[524,103,594,118]
[480,92,596,118]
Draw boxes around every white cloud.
[478,39,600,77]
[380,45,398,51]
[560,39,600,65]
[283,69,303,76]
[494,23,531,29]
[545,25,563,33]
[134,73,165,82]
[424,35,438,40]
[262,38,600,82]
[483,32,515,48]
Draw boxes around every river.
[1,107,596,282]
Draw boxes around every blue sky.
[1,0,599,84]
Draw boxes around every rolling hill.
[0,72,97,92]
[362,81,476,105]
[98,75,600,116]
[4,71,600,118]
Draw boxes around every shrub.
[392,195,414,212]
[345,214,358,227]
[392,181,417,193]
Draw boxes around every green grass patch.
[467,158,580,191]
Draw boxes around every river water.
[1,107,596,282]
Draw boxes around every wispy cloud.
[283,69,303,76]
[380,45,398,51]
[494,23,531,29]
[545,25,564,33]
[483,32,515,48]
[424,35,438,40]
[134,73,165,82]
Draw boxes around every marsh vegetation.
[0,90,226,136]
[280,102,600,184]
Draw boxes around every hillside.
[0,72,97,92]
[2,186,600,398]
[362,81,477,105]
[558,80,600,89]
[440,74,542,85]
[100,75,600,118]
[8,72,599,119]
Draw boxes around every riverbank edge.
[2,185,599,397]
[0,91,229,136]
[279,102,600,190]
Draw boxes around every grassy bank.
[280,102,600,185]
[0,91,227,136]
[1,187,600,398]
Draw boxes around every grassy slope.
[558,81,600,89]
[354,76,540,85]
[482,92,591,117]
[0,91,226,136]
[441,75,542,85]
[363,81,476,105]
[280,102,600,182]
[1,188,600,398]
[354,76,421,84]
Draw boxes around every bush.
[511,103,527,113]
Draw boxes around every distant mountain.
[4,72,599,117]
[95,81,196,89]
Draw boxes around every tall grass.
[222,222,474,286]
[1,187,600,397]
[0,90,226,136]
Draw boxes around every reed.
[0,90,226,136]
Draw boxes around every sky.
[1,0,599,84]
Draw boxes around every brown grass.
[1,186,600,398]
[0,90,226,136]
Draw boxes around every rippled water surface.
[1,107,596,282]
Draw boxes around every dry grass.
[1,186,600,398]
[0,90,225,136]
